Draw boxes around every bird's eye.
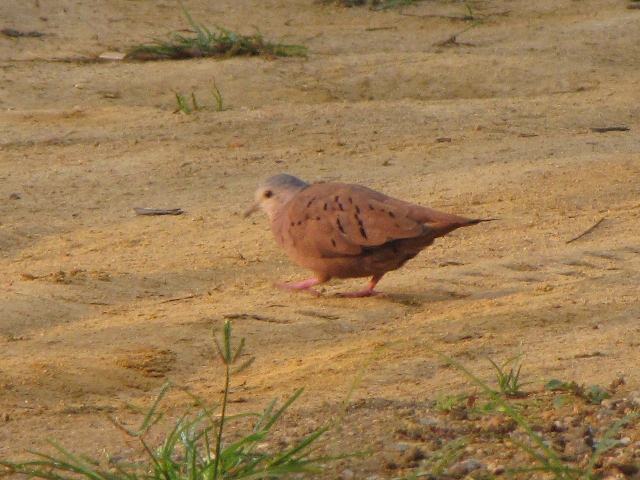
[264,190,274,198]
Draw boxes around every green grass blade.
[262,388,304,431]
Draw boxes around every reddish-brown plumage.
[246,174,491,296]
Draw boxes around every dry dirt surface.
[1,0,639,477]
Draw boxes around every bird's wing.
[281,183,426,258]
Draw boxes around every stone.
[447,458,485,477]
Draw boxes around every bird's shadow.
[311,288,470,306]
[378,288,471,307]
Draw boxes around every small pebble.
[482,415,516,434]
[447,458,484,477]
[419,416,440,426]
[601,399,615,409]
[550,420,567,432]
[9,192,21,200]
[394,442,410,453]
[565,438,591,457]
[402,446,425,465]
[98,51,126,61]
[613,462,639,475]
[340,468,355,480]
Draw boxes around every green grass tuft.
[488,355,529,397]
[0,320,342,480]
[545,379,612,405]
[174,91,195,114]
[173,81,227,114]
[127,4,306,61]
[211,80,225,112]
[434,393,468,414]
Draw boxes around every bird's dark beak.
[243,202,259,218]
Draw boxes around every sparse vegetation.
[174,91,197,114]
[127,5,306,61]
[488,355,529,397]
[1,335,638,480]
[211,80,225,112]
[546,379,612,405]
[434,393,468,414]
[0,321,339,480]
[434,352,638,480]
[173,81,227,114]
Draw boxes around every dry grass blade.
[566,217,606,244]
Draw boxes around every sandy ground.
[1,0,639,476]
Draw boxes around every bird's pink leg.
[276,278,323,296]
[338,275,384,298]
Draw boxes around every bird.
[244,174,492,297]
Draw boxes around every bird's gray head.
[244,174,309,220]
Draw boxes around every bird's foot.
[336,276,384,298]
[275,278,322,296]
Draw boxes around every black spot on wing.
[336,218,345,234]
[331,238,337,247]
[355,214,367,239]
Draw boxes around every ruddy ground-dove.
[245,174,491,297]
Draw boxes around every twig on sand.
[398,12,473,21]
[296,310,340,320]
[223,313,289,324]
[160,294,197,303]
[590,126,630,133]
[566,217,606,244]
[364,26,398,31]
[1,28,44,38]
[134,207,184,216]
[434,25,476,47]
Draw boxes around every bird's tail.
[465,217,499,225]
[423,216,496,239]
